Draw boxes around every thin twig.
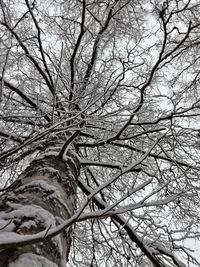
[52,42,64,124]
[0,47,11,103]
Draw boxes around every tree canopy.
[0,0,200,266]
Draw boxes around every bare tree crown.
[0,0,200,266]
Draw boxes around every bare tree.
[0,0,200,266]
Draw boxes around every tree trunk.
[0,151,80,267]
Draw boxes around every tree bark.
[0,152,80,267]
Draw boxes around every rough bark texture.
[0,152,80,267]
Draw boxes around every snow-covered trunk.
[0,151,80,267]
